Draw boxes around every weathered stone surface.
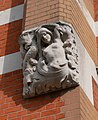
[19,21,79,98]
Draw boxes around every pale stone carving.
[19,21,79,98]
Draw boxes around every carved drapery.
[19,21,79,98]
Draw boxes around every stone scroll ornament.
[19,21,79,98]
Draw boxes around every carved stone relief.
[19,21,79,98]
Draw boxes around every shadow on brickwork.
[0,70,76,112]
[0,0,64,113]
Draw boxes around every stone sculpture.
[19,21,79,98]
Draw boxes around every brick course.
[96,37,98,57]
[0,20,23,56]
[0,70,80,120]
[84,0,94,19]
[0,0,24,11]
[80,87,98,120]
[93,0,98,21]
[24,0,59,30]
[58,0,98,65]
[92,77,98,112]
[0,70,98,120]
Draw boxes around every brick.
[0,99,5,104]
[41,108,60,117]
[0,115,7,120]
[56,101,65,107]
[0,109,6,115]
[17,110,27,116]
[7,112,17,119]
[71,109,80,117]
[31,112,40,119]
[65,111,71,118]
[0,104,8,109]
[10,118,21,120]
[37,115,55,120]
[56,113,65,119]
[35,106,46,112]
[5,106,21,114]
[46,103,55,110]
[22,115,32,120]
[93,0,98,21]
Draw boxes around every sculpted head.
[19,32,32,50]
[37,27,52,44]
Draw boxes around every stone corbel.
[19,21,79,98]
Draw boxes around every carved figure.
[19,21,79,98]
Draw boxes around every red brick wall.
[0,72,98,120]
[0,0,98,120]
[83,0,98,21]
[0,0,24,117]
[0,20,23,57]
[0,71,80,120]
[0,0,24,57]
[84,0,94,19]
[80,87,98,120]
[24,0,59,30]
[93,0,98,57]
[92,77,98,112]
[93,0,98,21]
[96,37,98,57]
[0,0,24,11]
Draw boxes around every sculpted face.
[20,33,32,50]
[37,27,52,44]
[41,31,51,44]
